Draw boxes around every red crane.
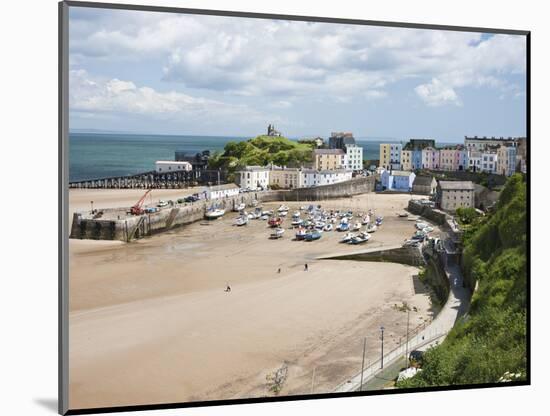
[131,189,152,215]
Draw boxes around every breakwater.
[70,177,375,242]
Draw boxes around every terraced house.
[313,148,346,170]
[379,143,402,170]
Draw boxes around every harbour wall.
[70,177,374,242]
[320,245,425,267]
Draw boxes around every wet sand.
[68,191,436,409]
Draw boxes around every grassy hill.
[397,174,527,387]
[208,135,314,172]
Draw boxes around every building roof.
[313,148,345,155]
[302,169,352,174]
[206,183,239,191]
[389,170,415,177]
[413,176,435,186]
[439,181,475,190]
[237,165,270,172]
[155,160,192,165]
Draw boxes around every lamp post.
[360,337,367,391]
[380,326,385,369]
[405,310,410,368]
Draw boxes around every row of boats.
[291,206,383,244]
[402,220,436,246]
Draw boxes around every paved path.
[333,258,470,392]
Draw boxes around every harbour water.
[69,132,402,182]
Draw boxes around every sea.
[69,132,403,182]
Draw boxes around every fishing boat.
[398,212,409,218]
[337,222,350,232]
[295,228,307,240]
[233,203,246,212]
[291,218,303,226]
[349,232,371,245]
[305,230,322,241]
[234,215,249,226]
[340,232,356,243]
[353,222,362,231]
[204,208,225,219]
[262,210,273,216]
[324,223,333,232]
[277,205,289,213]
[260,214,269,220]
[423,226,434,233]
[292,211,301,220]
[314,221,326,230]
[270,227,285,239]
[412,230,426,240]
[366,223,378,233]
[268,217,283,228]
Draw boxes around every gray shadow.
[34,398,58,413]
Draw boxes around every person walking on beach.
[225,284,231,292]
[277,268,281,274]
[304,263,308,271]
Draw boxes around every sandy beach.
[68,191,437,409]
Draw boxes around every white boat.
[291,218,303,226]
[278,205,290,212]
[349,232,371,245]
[366,224,378,233]
[416,222,428,230]
[235,215,249,226]
[279,210,288,217]
[340,232,356,243]
[292,211,301,219]
[270,227,285,239]
[157,200,169,208]
[233,203,246,212]
[324,224,333,232]
[353,222,362,231]
[398,212,409,218]
[362,215,371,225]
[205,208,225,219]
[262,210,273,216]
[424,226,434,233]
[260,214,269,220]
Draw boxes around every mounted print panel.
[59,1,529,414]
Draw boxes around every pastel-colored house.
[381,170,416,192]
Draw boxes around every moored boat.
[204,208,225,219]
[268,216,283,227]
[340,232,356,243]
[270,227,285,239]
[233,203,246,212]
[234,215,249,226]
[366,223,378,233]
[304,229,322,241]
[295,227,307,240]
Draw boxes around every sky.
[68,7,527,142]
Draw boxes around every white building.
[155,160,192,173]
[344,143,363,171]
[236,166,270,190]
[302,169,353,187]
[204,183,240,200]
[468,151,482,172]
[480,152,498,173]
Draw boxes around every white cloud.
[69,69,266,124]
[69,10,526,106]
[415,78,461,107]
